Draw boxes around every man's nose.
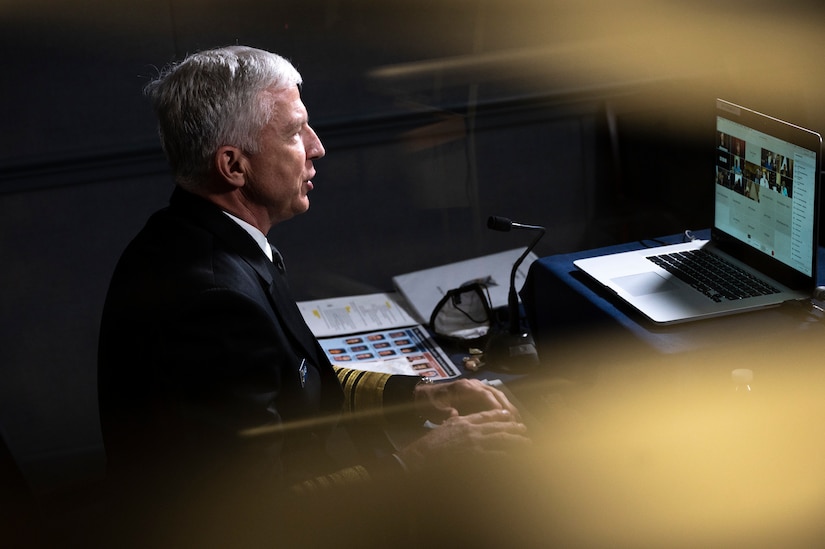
[307,127,325,159]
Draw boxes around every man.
[97,46,529,528]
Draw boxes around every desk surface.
[521,230,825,357]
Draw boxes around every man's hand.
[397,408,530,473]
[414,378,521,423]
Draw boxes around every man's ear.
[214,146,247,188]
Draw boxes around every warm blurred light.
[369,0,825,131]
[510,325,825,547]
[231,322,825,547]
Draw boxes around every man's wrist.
[416,376,434,388]
[414,376,438,420]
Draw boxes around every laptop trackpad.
[612,272,678,296]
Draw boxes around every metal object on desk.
[484,215,545,372]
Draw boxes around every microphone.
[487,215,544,233]
[485,215,545,371]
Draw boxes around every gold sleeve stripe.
[291,465,372,495]
[333,366,390,414]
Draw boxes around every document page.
[297,292,417,338]
[297,293,459,380]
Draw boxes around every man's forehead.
[268,86,307,116]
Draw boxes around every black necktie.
[271,246,286,275]
[267,245,344,410]
[267,245,312,344]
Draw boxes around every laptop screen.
[714,100,820,278]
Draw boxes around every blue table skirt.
[520,230,825,357]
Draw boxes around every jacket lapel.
[168,187,320,361]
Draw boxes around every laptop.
[574,99,822,324]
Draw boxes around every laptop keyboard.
[646,249,780,302]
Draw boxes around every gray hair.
[144,45,302,189]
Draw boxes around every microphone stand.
[485,217,545,372]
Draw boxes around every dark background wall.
[2,0,824,496]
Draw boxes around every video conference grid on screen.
[715,116,817,276]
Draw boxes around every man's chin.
[295,200,310,216]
